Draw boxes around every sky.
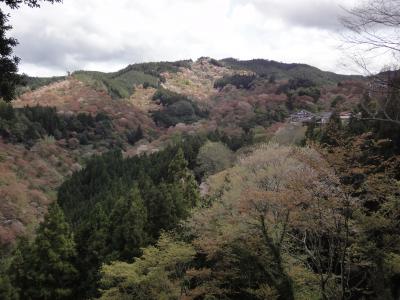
[2,0,362,77]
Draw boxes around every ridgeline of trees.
[115,60,192,83]
[220,58,359,86]
[73,60,194,100]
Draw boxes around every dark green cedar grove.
[55,141,201,298]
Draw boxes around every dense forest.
[2,125,399,299]
[1,65,400,299]
[1,93,400,300]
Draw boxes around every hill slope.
[0,57,365,245]
[220,58,363,85]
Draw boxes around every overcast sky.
[2,0,361,77]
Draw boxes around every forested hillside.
[0,54,399,300]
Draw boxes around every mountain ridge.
[19,57,363,95]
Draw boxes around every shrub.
[209,58,223,67]
[331,95,345,108]
[151,88,207,127]
[127,126,144,145]
[152,87,189,106]
[0,101,14,120]
[214,74,256,90]
[297,87,321,102]
[277,78,317,94]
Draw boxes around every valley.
[1,57,399,300]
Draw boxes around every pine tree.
[0,11,20,102]
[121,186,148,260]
[168,147,200,208]
[167,147,188,182]
[184,171,200,207]
[75,204,111,299]
[135,125,144,141]
[11,202,79,300]
[0,244,18,300]
[8,237,32,299]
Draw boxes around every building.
[289,110,317,125]
[339,112,352,125]
[318,112,333,124]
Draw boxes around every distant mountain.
[219,58,363,85]
[19,58,362,98]
[72,60,192,99]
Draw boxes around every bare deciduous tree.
[341,0,400,125]
[342,0,400,52]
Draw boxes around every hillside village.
[289,110,354,125]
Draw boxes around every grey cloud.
[14,24,148,72]
[232,0,346,30]
[280,2,345,30]
[6,0,354,76]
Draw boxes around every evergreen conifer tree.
[10,202,78,300]
[110,186,148,261]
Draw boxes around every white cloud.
[1,0,363,76]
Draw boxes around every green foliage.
[116,60,191,80]
[16,75,66,95]
[331,95,345,108]
[9,202,78,300]
[307,111,342,146]
[0,10,20,102]
[275,79,322,111]
[269,74,276,83]
[272,123,307,146]
[214,74,256,90]
[195,141,234,177]
[220,58,361,86]
[99,233,195,300]
[73,71,136,99]
[305,105,400,298]
[73,61,191,99]
[0,246,17,300]
[57,141,201,298]
[241,106,288,130]
[152,88,208,127]
[209,58,223,67]
[207,129,255,151]
[109,186,148,261]
[297,86,321,102]
[0,100,14,120]
[277,78,316,94]
[0,103,119,148]
[126,125,143,145]
[152,87,188,106]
